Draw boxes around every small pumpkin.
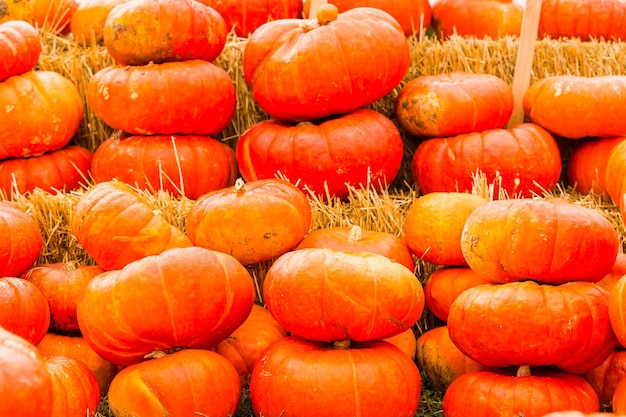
[0,201,43,277]
[0,277,50,345]
[538,0,626,41]
[432,0,523,39]
[567,136,626,195]
[69,0,131,44]
[0,20,41,82]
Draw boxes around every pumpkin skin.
[0,20,41,82]
[0,145,92,199]
[243,4,410,121]
[395,72,514,138]
[0,71,84,159]
[447,281,617,374]
[432,0,523,39]
[605,139,626,208]
[186,178,312,266]
[596,253,626,295]
[0,201,43,277]
[295,224,415,272]
[538,0,626,41]
[0,0,36,23]
[30,0,77,34]
[523,75,626,139]
[76,246,255,366]
[102,0,227,66]
[250,336,421,417]
[263,247,424,342]
[567,136,626,195]
[460,198,620,284]
[87,60,236,136]
[0,326,54,417]
[236,109,404,200]
[0,277,50,345]
[443,367,601,417]
[108,349,241,417]
[411,123,562,198]
[542,412,623,417]
[383,328,417,360]
[607,275,626,349]
[91,134,238,200]
[583,348,626,408]
[70,180,192,271]
[613,373,626,414]
[70,0,131,44]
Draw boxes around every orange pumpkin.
[0,20,41,82]
[0,0,36,23]
[30,0,77,34]
[583,348,626,408]
[0,201,43,277]
[70,0,131,44]
[0,277,50,345]
[605,139,626,208]
[596,253,626,295]
[432,0,523,39]
[384,328,417,360]
[567,136,626,195]
[538,0,626,41]
[613,372,626,414]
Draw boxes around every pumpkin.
[411,123,562,198]
[102,0,227,66]
[91,133,238,200]
[0,201,43,277]
[383,328,417,360]
[523,75,626,139]
[242,3,410,121]
[447,281,617,374]
[0,277,50,345]
[538,0,626,41]
[70,180,192,271]
[87,59,236,136]
[605,139,626,208]
[200,0,303,38]
[596,253,626,295]
[541,412,623,417]
[30,0,77,34]
[583,348,626,408]
[24,262,105,335]
[263,247,424,342]
[186,178,312,266]
[0,70,84,159]
[395,72,514,138]
[403,192,488,266]
[432,0,523,39]
[0,326,54,417]
[42,354,101,417]
[567,136,626,195]
[108,349,241,417]
[607,275,626,349]
[415,325,488,392]
[76,246,255,366]
[460,198,620,284]
[0,145,92,199]
[0,20,41,82]
[70,0,131,44]
[613,373,626,414]
[236,109,404,200]
[0,0,36,23]
[443,366,600,416]
[295,224,415,272]
[250,336,421,417]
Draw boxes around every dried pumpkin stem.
[333,339,351,350]
[348,225,362,242]
[516,365,531,378]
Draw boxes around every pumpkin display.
[108,349,241,417]
[42,354,101,417]
[263,247,424,342]
[250,336,421,417]
[411,123,562,198]
[0,70,84,159]
[186,178,312,266]
[432,0,523,39]
[87,59,236,136]
[538,0,626,41]
[91,133,238,200]
[29,0,77,34]
[0,0,36,23]
[102,0,227,66]
[395,72,514,138]
[236,109,404,200]
[0,277,50,345]
[523,75,626,139]
[447,281,617,374]
[0,326,54,417]
[583,348,626,407]
[0,201,43,277]
[242,3,410,121]
[460,198,620,284]
[70,0,131,44]
[567,136,626,195]
[0,20,41,82]
[70,180,192,271]
[76,246,255,366]
[403,192,488,266]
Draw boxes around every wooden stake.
[507,0,543,127]
[307,0,328,18]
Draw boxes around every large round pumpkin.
[0,277,50,345]
[432,0,523,39]
[0,201,43,277]
[538,0,626,41]
[0,20,41,82]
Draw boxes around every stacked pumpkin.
[0,19,91,199]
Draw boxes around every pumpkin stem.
[235,177,245,192]
[516,365,531,378]
[144,350,168,360]
[317,3,339,25]
[348,225,362,242]
[333,339,351,350]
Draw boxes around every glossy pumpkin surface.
[0,201,43,277]
[0,277,50,345]
[0,20,41,81]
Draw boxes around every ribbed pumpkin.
[583,348,626,408]
[460,198,619,284]
[568,136,626,195]
[0,201,43,277]
[77,246,255,366]
[0,20,41,82]
[243,3,409,121]
[432,0,523,39]
[538,0,626,41]
[0,277,50,345]
[70,0,131,44]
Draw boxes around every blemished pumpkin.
[583,348,626,408]
[447,281,617,374]
[70,180,192,271]
[538,0,626,41]
[76,246,255,366]
[250,336,421,417]
[460,198,620,284]
[0,20,41,82]
[108,349,241,417]
[186,178,312,266]
[243,3,410,121]
[411,123,562,198]
[87,59,236,136]
[567,136,626,195]
[395,72,514,138]
[0,277,50,345]
[523,75,626,139]
[70,0,131,44]
[432,0,523,39]
[0,201,43,277]
[0,70,84,159]
[0,0,36,23]
[236,109,404,200]
[263,247,424,342]
[102,0,227,66]
[91,133,238,200]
